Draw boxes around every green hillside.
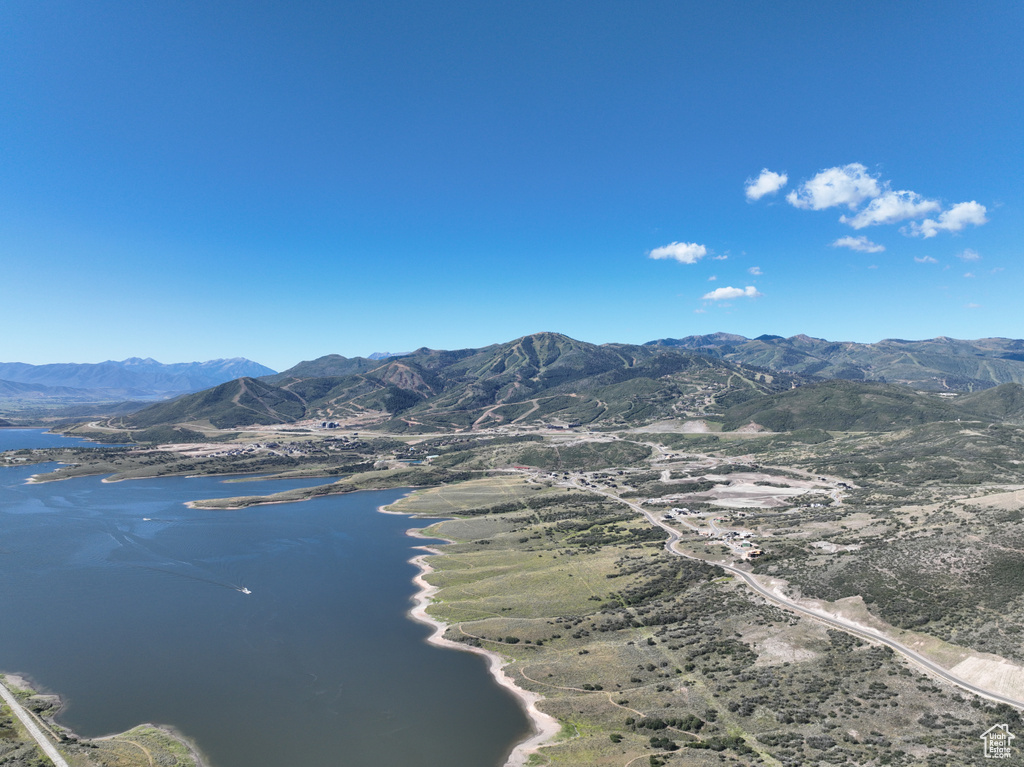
[720,379,964,432]
[263,354,379,383]
[955,382,1024,421]
[119,377,306,429]
[649,334,1024,391]
[120,332,795,431]
[119,333,1024,434]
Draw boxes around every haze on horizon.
[3,1,1021,371]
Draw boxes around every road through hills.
[560,470,1024,711]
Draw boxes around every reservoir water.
[0,430,530,766]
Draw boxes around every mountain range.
[0,357,276,401]
[647,333,1024,391]
[113,332,1024,434]
[120,333,791,430]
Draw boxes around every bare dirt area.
[949,656,1024,701]
[152,442,230,458]
[748,632,824,666]
[692,482,822,509]
[629,419,714,433]
[754,580,1024,706]
[958,486,1024,510]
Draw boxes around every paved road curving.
[0,678,70,767]
[574,479,1024,710]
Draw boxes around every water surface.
[0,431,529,766]
[0,428,120,451]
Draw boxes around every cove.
[0,432,530,766]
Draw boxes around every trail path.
[511,399,541,424]
[0,678,70,767]
[111,737,155,767]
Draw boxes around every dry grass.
[386,475,547,514]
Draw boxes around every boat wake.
[109,529,252,595]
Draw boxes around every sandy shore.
[381,502,561,766]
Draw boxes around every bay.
[0,427,122,451]
[0,431,530,766]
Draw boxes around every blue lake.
[0,431,529,766]
[0,428,123,451]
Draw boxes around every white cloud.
[702,285,762,301]
[779,163,988,244]
[906,201,988,238]
[748,266,763,275]
[840,190,940,229]
[831,235,885,253]
[712,254,729,261]
[694,308,707,314]
[786,163,881,210]
[914,255,938,263]
[708,275,717,281]
[957,248,981,261]
[649,241,707,264]
[966,303,981,309]
[745,169,788,201]
[964,272,975,278]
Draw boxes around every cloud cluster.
[648,241,707,264]
[745,169,788,201]
[702,286,761,301]
[648,241,764,303]
[831,235,885,253]
[840,190,940,229]
[786,163,880,211]
[750,163,989,241]
[655,162,989,311]
[906,201,988,238]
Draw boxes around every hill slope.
[118,334,1024,434]
[647,334,1024,391]
[122,378,306,429]
[122,332,797,431]
[720,380,964,432]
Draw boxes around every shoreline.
[380,500,561,767]
[0,672,209,767]
[186,481,436,510]
[184,485,349,509]
[95,723,210,767]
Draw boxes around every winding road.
[571,478,1024,710]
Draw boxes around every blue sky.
[3,1,1021,371]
